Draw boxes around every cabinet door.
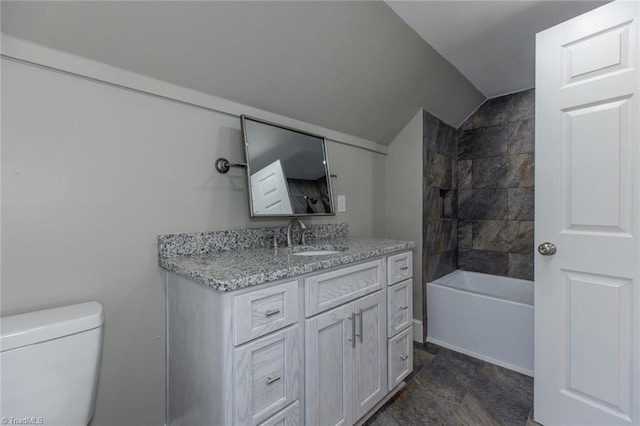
[305,303,354,426]
[353,290,387,419]
[234,326,301,425]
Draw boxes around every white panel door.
[353,290,387,419]
[250,159,293,214]
[535,1,639,425]
[305,303,354,426]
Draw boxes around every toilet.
[0,302,104,426]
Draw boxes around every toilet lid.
[0,301,103,352]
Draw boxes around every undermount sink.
[289,245,348,256]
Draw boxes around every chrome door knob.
[538,242,557,256]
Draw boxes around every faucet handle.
[300,230,308,246]
[272,235,279,249]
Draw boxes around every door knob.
[538,242,557,256]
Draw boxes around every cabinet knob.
[400,355,409,361]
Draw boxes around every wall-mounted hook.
[215,157,247,174]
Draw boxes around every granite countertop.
[159,237,415,292]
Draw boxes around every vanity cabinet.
[166,274,304,426]
[165,250,413,426]
[305,290,386,426]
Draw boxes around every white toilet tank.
[0,302,104,426]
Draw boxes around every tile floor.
[366,342,540,426]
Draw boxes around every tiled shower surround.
[423,111,458,283]
[423,89,535,284]
[458,89,535,280]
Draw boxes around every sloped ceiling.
[386,0,609,98]
[0,1,484,145]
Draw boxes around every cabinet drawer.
[233,280,299,346]
[234,326,301,425]
[258,401,300,426]
[387,252,412,285]
[387,279,413,336]
[305,259,385,317]
[388,326,413,390]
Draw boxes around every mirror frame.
[241,115,336,218]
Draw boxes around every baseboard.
[426,337,533,377]
[412,319,423,343]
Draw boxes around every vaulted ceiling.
[1,1,482,145]
[1,1,608,144]
[386,1,608,98]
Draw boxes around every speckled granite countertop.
[159,237,415,292]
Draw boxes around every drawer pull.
[265,308,281,317]
[400,306,409,311]
[399,266,409,271]
[400,355,409,361]
[266,375,281,385]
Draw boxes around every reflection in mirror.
[241,116,335,217]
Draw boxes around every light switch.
[337,195,346,212]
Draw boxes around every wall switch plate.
[337,195,346,212]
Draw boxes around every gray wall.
[1,56,385,426]
[457,89,535,280]
[385,110,423,334]
[0,1,485,145]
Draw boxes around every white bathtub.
[427,270,534,376]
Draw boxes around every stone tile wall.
[423,111,458,283]
[457,89,535,280]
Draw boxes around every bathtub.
[427,270,534,376]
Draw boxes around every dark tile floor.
[366,342,540,426]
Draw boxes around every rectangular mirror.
[241,115,335,217]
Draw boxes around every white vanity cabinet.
[166,275,303,426]
[165,251,413,426]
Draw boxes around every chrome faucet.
[286,218,307,247]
